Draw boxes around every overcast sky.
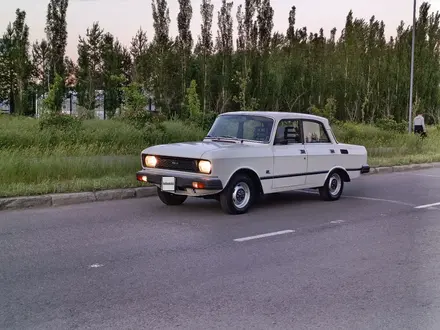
[2,0,440,60]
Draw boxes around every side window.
[303,120,331,143]
[274,119,301,145]
[243,119,271,142]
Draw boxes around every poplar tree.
[45,0,69,110]
[199,0,214,114]
[216,0,234,112]
[177,0,193,103]
[151,0,171,113]
[0,9,31,114]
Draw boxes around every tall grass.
[333,122,440,165]
[0,115,206,197]
[0,116,206,155]
[1,114,439,197]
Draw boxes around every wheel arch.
[224,167,264,195]
[324,166,351,183]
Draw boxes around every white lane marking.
[330,220,345,224]
[302,190,414,207]
[234,230,295,242]
[344,195,415,207]
[414,202,440,209]
[89,264,104,268]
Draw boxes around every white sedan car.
[136,111,370,214]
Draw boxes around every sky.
[2,0,440,61]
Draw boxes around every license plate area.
[161,176,176,192]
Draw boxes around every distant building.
[35,88,156,119]
[0,100,9,114]
[1,64,156,117]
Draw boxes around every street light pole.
[408,0,416,133]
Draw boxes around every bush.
[160,120,206,143]
[119,82,151,129]
[42,73,65,115]
[76,105,95,120]
[39,113,83,131]
[375,117,408,133]
[310,97,337,124]
[184,79,201,119]
[189,111,217,131]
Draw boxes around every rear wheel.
[220,174,255,214]
[319,171,344,201]
[157,188,187,205]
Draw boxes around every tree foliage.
[0,9,32,115]
[45,0,69,109]
[2,1,440,125]
[185,79,201,118]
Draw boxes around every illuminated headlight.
[145,155,157,168]
[198,160,212,174]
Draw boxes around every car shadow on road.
[253,190,321,209]
[152,190,322,217]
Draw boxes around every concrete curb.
[1,161,440,211]
[367,162,440,175]
[0,187,157,211]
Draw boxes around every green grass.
[1,114,439,197]
[0,115,206,197]
[333,122,440,166]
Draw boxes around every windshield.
[206,114,274,143]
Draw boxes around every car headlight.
[198,160,212,174]
[145,155,157,168]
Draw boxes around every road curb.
[367,162,440,175]
[0,186,157,211]
[1,162,440,211]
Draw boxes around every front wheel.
[319,171,344,201]
[219,174,255,214]
[157,188,188,206]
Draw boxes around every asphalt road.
[2,168,440,330]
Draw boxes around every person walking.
[413,113,427,138]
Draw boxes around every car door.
[302,119,336,187]
[272,119,308,189]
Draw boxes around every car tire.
[319,170,344,201]
[157,188,188,206]
[219,174,255,214]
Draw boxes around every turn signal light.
[137,174,148,182]
[192,182,205,189]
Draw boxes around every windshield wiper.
[205,135,238,140]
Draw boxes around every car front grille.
[154,156,198,172]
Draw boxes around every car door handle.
[300,149,306,154]
[330,149,335,154]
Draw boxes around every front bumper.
[136,168,223,191]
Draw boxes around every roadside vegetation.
[1,113,440,198]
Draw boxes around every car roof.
[220,111,329,124]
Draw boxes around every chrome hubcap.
[232,182,251,209]
[328,173,342,196]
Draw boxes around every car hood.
[142,141,248,159]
